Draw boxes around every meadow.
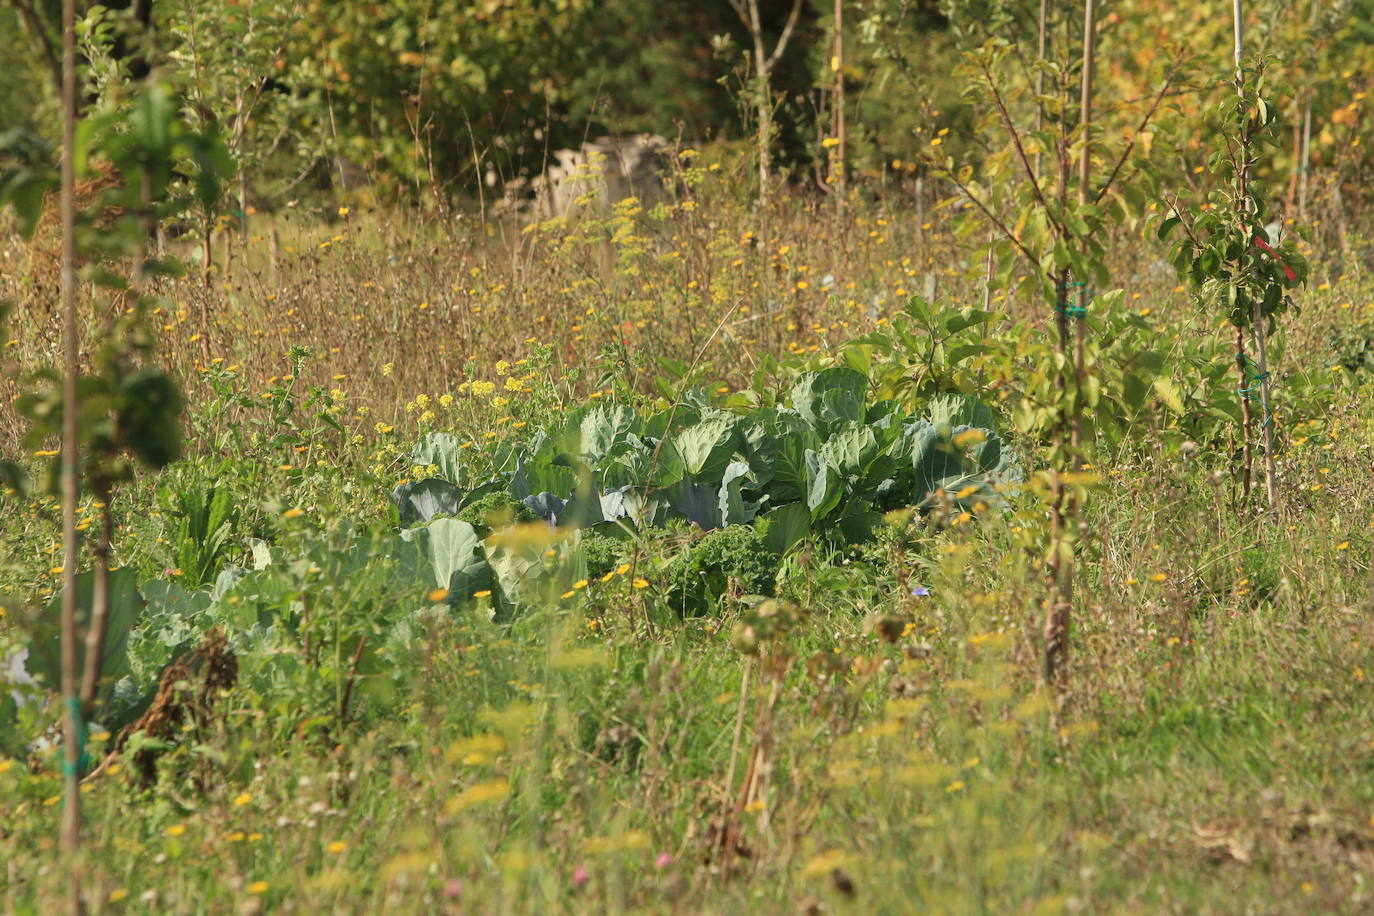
[3,0,1374,912]
[2,163,1373,912]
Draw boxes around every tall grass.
[1,172,1372,912]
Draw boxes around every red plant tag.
[1252,235,1297,283]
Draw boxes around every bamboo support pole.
[59,0,85,908]
[1232,0,1279,513]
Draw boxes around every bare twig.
[937,165,1043,271]
[766,0,805,68]
[973,52,1067,239]
[1094,69,1178,205]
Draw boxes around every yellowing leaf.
[1152,377,1185,414]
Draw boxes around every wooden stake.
[1297,0,1316,221]
[1072,0,1096,457]
[1235,327,1254,501]
[831,0,847,209]
[1034,0,1049,180]
[1297,97,1312,220]
[1232,0,1279,513]
[59,0,85,908]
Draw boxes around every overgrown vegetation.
[1,1,1373,913]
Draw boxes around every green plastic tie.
[1236,352,1275,430]
[61,696,90,781]
[1055,280,1092,318]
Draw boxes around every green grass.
[2,199,1374,913]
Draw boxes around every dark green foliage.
[384,372,1016,614]
[664,524,780,616]
[579,532,627,581]
[456,492,538,534]
[0,129,57,238]
[165,482,237,587]
[279,0,753,187]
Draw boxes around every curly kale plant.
[456,492,537,534]
[665,525,779,615]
